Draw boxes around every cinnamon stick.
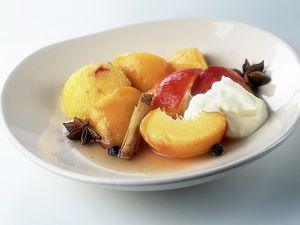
[118,92,153,160]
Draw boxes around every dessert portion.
[168,48,208,71]
[191,65,252,94]
[113,52,170,92]
[62,48,271,160]
[89,87,141,147]
[140,110,226,158]
[62,62,130,119]
[185,77,268,138]
[119,92,153,159]
[151,68,201,116]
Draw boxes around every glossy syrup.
[37,100,231,175]
[77,141,211,175]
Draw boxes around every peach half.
[113,52,170,92]
[89,87,141,147]
[62,62,130,119]
[140,109,226,158]
[168,48,208,71]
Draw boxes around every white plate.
[1,18,300,191]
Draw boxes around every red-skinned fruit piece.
[191,66,252,95]
[151,68,201,116]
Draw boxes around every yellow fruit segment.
[168,48,208,71]
[62,62,131,119]
[140,109,226,158]
[113,52,170,92]
[89,87,141,147]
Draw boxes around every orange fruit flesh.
[89,87,141,147]
[140,109,226,158]
[113,53,170,92]
[168,48,208,71]
[62,62,130,119]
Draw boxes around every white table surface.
[1,0,300,224]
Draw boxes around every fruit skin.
[191,65,252,95]
[151,68,201,116]
[112,52,170,92]
[140,109,226,158]
[89,87,141,147]
[62,62,131,119]
[168,48,208,71]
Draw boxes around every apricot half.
[62,62,131,119]
[113,52,170,92]
[140,109,226,158]
[89,87,141,147]
[168,48,208,71]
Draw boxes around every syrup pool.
[36,100,234,176]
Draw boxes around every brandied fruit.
[168,48,208,71]
[151,68,201,116]
[113,53,170,92]
[191,65,252,95]
[140,109,226,158]
[89,87,141,147]
[62,62,131,119]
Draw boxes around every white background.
[1,0,300,224]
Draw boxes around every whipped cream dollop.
[184,76,268,138]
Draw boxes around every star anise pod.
[63,117,101,145]
[233,59,271,91]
